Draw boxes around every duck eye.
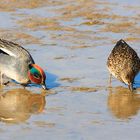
[34,73,40,79]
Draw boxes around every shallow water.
[0,0,140,139]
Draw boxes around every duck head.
[28,64,47,90]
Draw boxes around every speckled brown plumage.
[107,39,140,91]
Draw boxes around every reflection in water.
[108,87,140,120]
[0,88,46,123]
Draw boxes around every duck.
[0,38,47,89]
[107,39,140,91]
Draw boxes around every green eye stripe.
[30,67,41,77]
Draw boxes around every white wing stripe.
[0,48,17,57]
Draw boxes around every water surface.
[0,0,140,140]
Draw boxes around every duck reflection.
[108,87,140,120]
[0,88,46,123]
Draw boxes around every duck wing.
[0,39,35,64]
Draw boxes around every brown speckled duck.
[107,39,140,91]
[0,38,47,89]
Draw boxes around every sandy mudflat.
[0,0,140,140]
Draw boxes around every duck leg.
[109,74,112,87]
[128,83,133,92]
[21,84,26,89]
[0,73,10,86]
[3,81,10,85]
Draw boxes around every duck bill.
[42,84,48,90]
